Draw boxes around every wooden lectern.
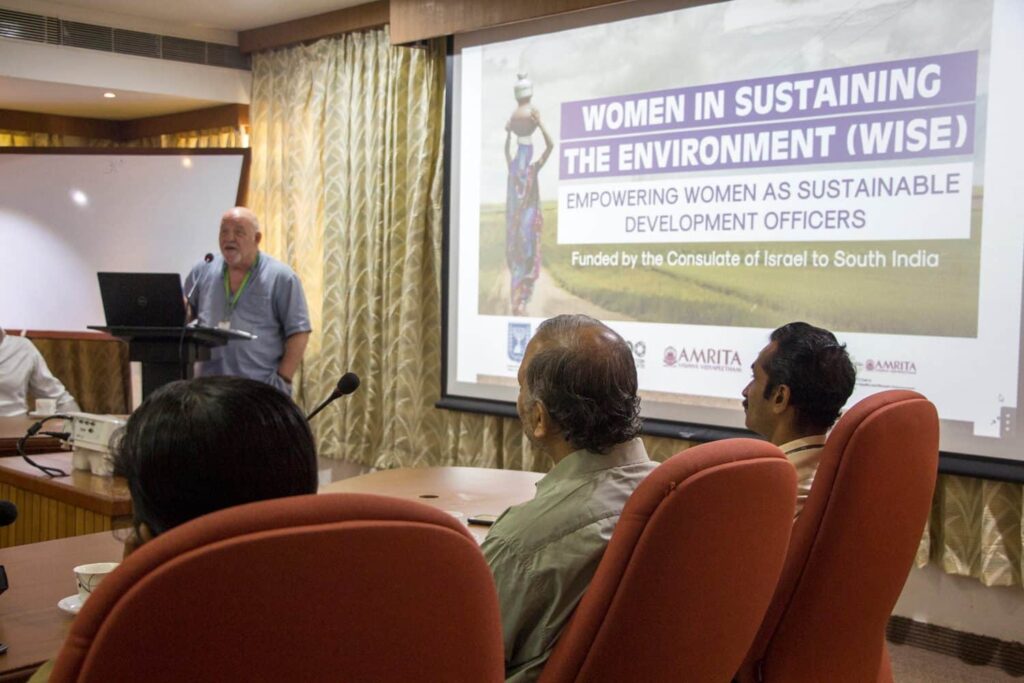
[88,326,253,399]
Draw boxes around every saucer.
[58,594,83,616]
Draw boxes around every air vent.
[61,20,113,51]
[0,5,249,71]
[44,16,59,44]
[0,7,47,42]
[113,28,159,59]
[206,42,249,70]
[162,35,205,65]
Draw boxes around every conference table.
[0,452,132,549]
[0,466,543,681]
[0,417,62,458]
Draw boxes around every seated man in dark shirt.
[742,321,856,518]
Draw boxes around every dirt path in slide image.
[488,267,634,321]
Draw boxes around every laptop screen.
[97,273,186,328]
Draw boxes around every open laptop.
[96,272,186,329]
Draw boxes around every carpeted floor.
[890,642,1023,681]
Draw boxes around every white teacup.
[73,562,119,602]
[35,398,57,415]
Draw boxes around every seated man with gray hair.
[482,314,656,683]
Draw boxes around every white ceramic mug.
[73,562,119,602]
[35,398,57,415]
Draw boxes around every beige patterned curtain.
[122,126,247,148]
[249,28,450,469]
[0,130,114,147]
[917,477,1023,587]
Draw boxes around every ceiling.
[0,0,370,121]
[0,74,224,119]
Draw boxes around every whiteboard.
[0,150,247,331]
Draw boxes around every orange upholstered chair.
[736,390,940,683]
[50,493,504,683]
[538,439,796,683]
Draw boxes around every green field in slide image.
[478,194,982,337]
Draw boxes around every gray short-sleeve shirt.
[184,252,311,390]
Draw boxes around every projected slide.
[448,0,1024,462]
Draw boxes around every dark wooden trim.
[389,0,625,44]
[0,109,119,140]
[3,329,118,342]
[118,104,249,141]
[238,0,389,53]
[237,149,252,206]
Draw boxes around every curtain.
[918,477,1023,587]
[249,28,448,469]
[123,126,247,148]
[0,130,113,147]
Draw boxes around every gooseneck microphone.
[307,372,361,421]
[184,252,215,319]
[0,501,18,527]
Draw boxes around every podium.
[88,326,254,399]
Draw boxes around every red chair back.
[738,390,940,682]
[51,493,504,683]
[539,439,796,683]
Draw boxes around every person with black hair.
[742,321,856,518]
[27,376,319,683]
[114,375,319,549]
[482,314,656,683]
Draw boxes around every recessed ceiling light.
[181,157,193,169]
[70,189,89,206]
[103,92,116,99]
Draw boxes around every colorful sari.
[506,143,543,316]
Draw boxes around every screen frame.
[436,8,1024,484]
[0,146,251,206]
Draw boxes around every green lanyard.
[222,252,259,319]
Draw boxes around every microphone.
[184,253,215,321]
[307,372,360,421]
[0,501,17,527]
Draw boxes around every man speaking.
[184,207,311,395]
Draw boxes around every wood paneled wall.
[389,0,627,44]
[238,1,388,53]
[237,1,724,52]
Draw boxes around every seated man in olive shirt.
[482,314,657,682]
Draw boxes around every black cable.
[17,415,71,478]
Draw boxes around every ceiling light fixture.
[103,92,116,99]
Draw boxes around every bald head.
[219,206,262,269]
[522,314,641,453]
[221,206,260,233]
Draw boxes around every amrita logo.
[663,345,742,371]
[865,358,917,374]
